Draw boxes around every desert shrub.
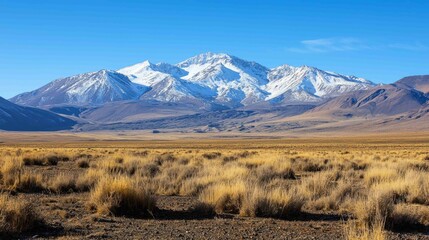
[353,191,394,230]
[290,157,326,172]
[22,157,45,166]
[199,181,246,214]
[77,158,90,168]
[0,194,41,234]
[344,219,386,240]
[404,170,429,205]
[0,157,22,186]
[22,154,69,166]
[102,158,139,176]
[153,164,199,195]
[131,151,149,157]
[139,162,160,178]
[364,167,398,186]
[14,172,45,193]
[1,158,45,192]
[390,204,426,231]
[202,152,221,160]
[240,186,304,218]
[179,179,209,197]
[76,168,105,191]
[236,151,254,158]
[298,171,340,201]
[345,190,393,240]
[302,162,325,172]
[370,181,408,204]
[49,173,78,193]
[154,153,176,165]
[89,176,155,217]
[223,156,238,163]
[73,153,93,160]
[310,180,357,211]
[255,164,296,183]
[350,161,368,171]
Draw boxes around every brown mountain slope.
[395,75,429,93]
[309,84,428,117]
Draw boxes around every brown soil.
[15,192,428,240]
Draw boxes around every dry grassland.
[0,135,428,239]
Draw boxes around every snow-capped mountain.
[118,59,216,105]
[176,53,270,105]
[118,52,374,106]
[11,70,148,106]
[118,61,187,86]
[266,65,374,103]
[10,53,375,107]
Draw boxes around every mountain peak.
[10,69,146,106]
[395,75,429,93]
[117,60,153,75]
[299,65,320,72]
[11,53,374,108]
[177,52,234,68]
[97,69,117,76]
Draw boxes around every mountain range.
[2,53,428,133]
[11,53,375,108]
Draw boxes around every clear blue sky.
[1,0,428,98]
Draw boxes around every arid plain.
[0,132,428,239]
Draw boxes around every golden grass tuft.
[345,219,386,240]
[0,157,46,192]
[199,181,246,214]
[240,186,305,218]
[49,173,78,193]
[88,176,155,217]
[353,191,394,229]
[0,194,41,234]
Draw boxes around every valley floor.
[0,133,428,239]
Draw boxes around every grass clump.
[199,181,246,214]
[0,157,46,193]
[345,219,386,240]
[49,173,78,193]
[202,152,221,160]
[77,158,90,168]
[89,176,155,217]
[240,186,304,218]
[22,154,70,166]
[0,194,42,234]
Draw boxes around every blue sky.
[1,0,428,98]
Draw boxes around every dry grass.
[49,173,78,193]
[199,181,246,214]
[88,176,155,217]
[0,137,428,237]
[0,194,41,234]
[77,158,90,168]
[345,219,387,240]
[0,157,46,192]
[240,185,305,218]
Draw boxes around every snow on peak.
[118,61,187,86]
[117,60,152,76]
[10,70,148,106]
[176,52,233,68]
[266,64,375,101]
[11,53,375,107]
